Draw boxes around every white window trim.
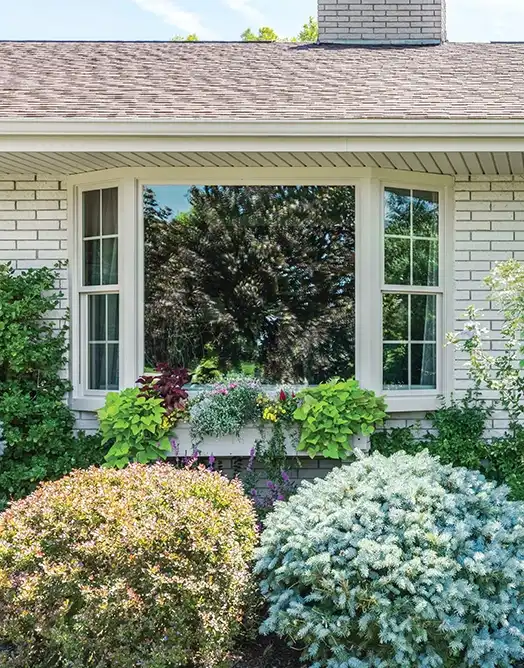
[68,166,454,415]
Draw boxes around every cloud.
[132,0,214,38]
[223,0,264,23]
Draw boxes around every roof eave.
[2,118,524,153]
[1,117,524,137]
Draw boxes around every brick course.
[453,175,524,436]
[318,0,446,44]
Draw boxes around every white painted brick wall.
[454,175,524,436]
[0,176,68,327]
[318,0,446,44]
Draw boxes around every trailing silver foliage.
[256,451,524,668]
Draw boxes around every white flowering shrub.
[256,452,524,668]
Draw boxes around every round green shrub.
[256,451,524,668]
[0,463,258,668]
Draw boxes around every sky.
[2,0,524,42]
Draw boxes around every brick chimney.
[318,0,446,45]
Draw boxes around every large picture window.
[382,187,440,391]
[143,185,356,385]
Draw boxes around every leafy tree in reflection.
[144,186,355,384]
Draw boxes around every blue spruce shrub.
[256,451,524,668]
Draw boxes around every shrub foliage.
[0,264,104,508]
[256,452,524,668]
[0,464,258,668]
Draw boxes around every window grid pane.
[384,187,439,289]
[383,187,440,392]
[382,292,438,392]
[87,293,119,391]
[82,187,119,287]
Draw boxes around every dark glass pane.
[411,343,437,389]
[384,237,410,285]
[107,294,119,341]
[143,185,356,384]
[83,190,100,238]
[383,343,409,390]
[88,294,105,342]
[412,190,438,238]
[89,343,106,390]
[413,239,439,286]
[411,294,437,342]
[102,188,118,236]
[102,238,118,285]
[107,343,119,390]
[383,294,408,341]
[385,187,411,236]
[84,239,100,286]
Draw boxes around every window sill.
[71,394,438,416]
[385,394,440,414]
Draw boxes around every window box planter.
[171,422,370,458]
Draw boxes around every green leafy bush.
[0,463,258,668]
[256,452,524,668]
[293,378,387,458]
[189,377,261,442]
[0,263,103,508]
[372,393,491,469]
[371,395,524,500]
[98,387,172,467]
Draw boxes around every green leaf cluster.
[371,393,524,501]
[293,379,387,459]
[98,388,172,468]
[0,263,104,509]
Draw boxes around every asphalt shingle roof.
[1,41,524,121]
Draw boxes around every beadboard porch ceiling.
[0,151,524,176]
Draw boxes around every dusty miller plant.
[189,377,261,443]
[256,451,524,668]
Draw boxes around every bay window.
[70,169,452,412]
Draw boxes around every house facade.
[1,0,523,472]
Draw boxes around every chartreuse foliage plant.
[98,387,172,467]
[0,263,105,509]
[0,464,258,668]
[256,452,524,668]
[293,378,387,458]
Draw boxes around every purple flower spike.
[246,447,256,473]
[281,470,291,483]
[170,439,179,457]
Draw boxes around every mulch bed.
[228,635,302,668]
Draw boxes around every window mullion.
[356,177,383,394]
[119,177,139,390]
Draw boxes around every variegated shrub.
[0,463,258,668]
